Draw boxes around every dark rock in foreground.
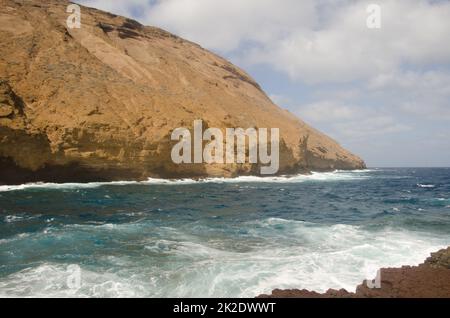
[258,247,450,298]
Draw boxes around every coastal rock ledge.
[258,247,450,298]
[0,0,365,184]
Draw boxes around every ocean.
[0,168,449,297]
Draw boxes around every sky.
[76,0,450,167]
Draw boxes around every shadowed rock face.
[0,0,365,184]
[258,247,450,298]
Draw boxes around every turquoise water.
[0,168,449,297]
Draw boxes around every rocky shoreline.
[258,247,450,298]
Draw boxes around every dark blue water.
[0,168,449,297]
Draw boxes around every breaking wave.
[417,184,436,188]
[0,170,373,192]
[0,217,447,297]
[1,168,448,298]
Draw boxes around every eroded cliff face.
[0,0,365,184]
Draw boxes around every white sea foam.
[0,264,144,298]
[0,217,448,298]
[3,214,42,223]
[4,215,25,223]
[417,184,436,188]
[148,170,372,185]
[0,181,141,192]
[0,170,372,192]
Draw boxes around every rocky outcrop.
[0,0,365,184]
[424,246,450,269]
[258,247,450,298]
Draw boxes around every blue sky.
[76,0,450,167]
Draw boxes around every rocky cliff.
[0,0,365,184]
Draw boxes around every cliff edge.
[0,0,365,184]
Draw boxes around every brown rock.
[0,0,365,184]
[354,266,450,298]
[258,247,450,298]
[424,246,450,269]
[0,104,13,117]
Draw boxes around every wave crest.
[0,170,372,192]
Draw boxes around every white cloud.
[300,101,361,122]
[147,0,316,52]
[245,0,450,83]
[368,70,450,120]
[78,0,316,51]
[78,0,450,84]
[297,101,411,140]
[369,70,450,92]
